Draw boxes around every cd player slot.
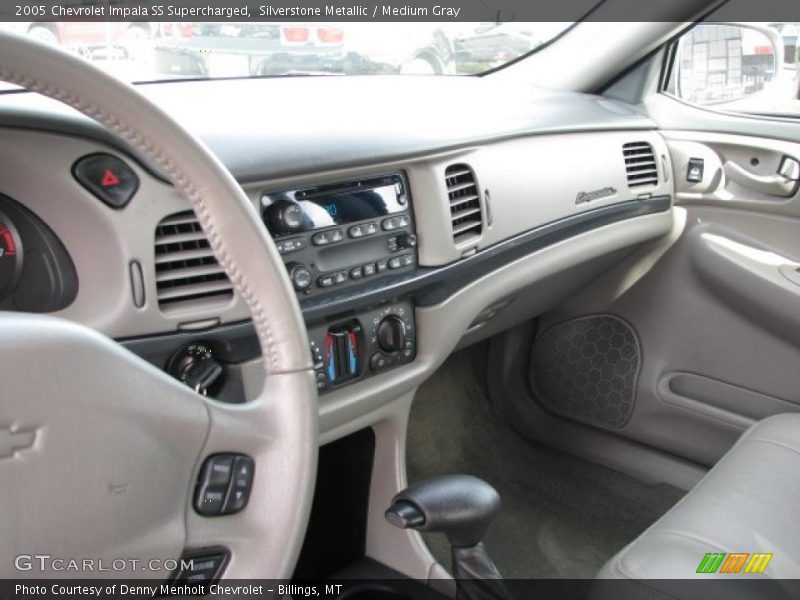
[297,175,401,200]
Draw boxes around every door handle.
[723,156,800,198]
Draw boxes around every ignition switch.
[167,342,224,396]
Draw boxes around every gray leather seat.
[593,413,800,599]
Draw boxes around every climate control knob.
[377,315,407,353]
[286,262,312,291]
[264,200,304,235]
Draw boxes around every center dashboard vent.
[623,142,658,188]
[445,164,483,246]
[154,211,233,310]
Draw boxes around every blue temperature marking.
[348,341,357,373]
[327,353,336,382]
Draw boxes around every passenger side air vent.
[445,164,483,246]
[154,211,233,310]
[623,142,659,188]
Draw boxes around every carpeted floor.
[406,345,684,579]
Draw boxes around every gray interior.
[1,8,800,592]
[407,346,684,579]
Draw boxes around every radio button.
[363,263,376,277]
[334,271,348,284]
[388,256,403,269]
[365,222,379,235]
[350,266,363,279]
[313,232,331,246]
[376,260,388,273]
[287,262,313,291]
[277,237,307,255]
[401,254,415,267]
[349,225,365,238]
[313,230,344,246]
[395,233,417,250]
[382,215,410,231]
[318,274,336,288]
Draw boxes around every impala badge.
[0,428,37,459]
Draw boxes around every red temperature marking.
[0,228,15,255]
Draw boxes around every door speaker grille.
[529,314,640,429]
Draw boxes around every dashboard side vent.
[445,164,483,246]
[154,211,233,310]
[623,142,658,188]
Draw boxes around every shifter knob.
[385,474,500,547]
[387,476,512,600]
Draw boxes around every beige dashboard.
[0,90,674,441]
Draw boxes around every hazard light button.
[72,153,140,209]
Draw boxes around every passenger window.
[666,22,800,117]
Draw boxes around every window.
[0,21,574,90]
[665,22,800,117]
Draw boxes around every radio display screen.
[263,175,407,232]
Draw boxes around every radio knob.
[377,315,407,353]
[396,233,417,249]
[265,200,305,235]
[286,262,312,291]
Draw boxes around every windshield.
[0,21,573,84]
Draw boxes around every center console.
[261,173,419,393]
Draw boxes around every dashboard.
[0,75,675,432]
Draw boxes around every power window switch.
[687,158,704,183]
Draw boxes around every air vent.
[623,142,659,188]
[445,164,483,246]
[154,211,233,310]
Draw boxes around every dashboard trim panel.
[121,195,671,363]
[300,194,672,322]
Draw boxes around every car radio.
[261,173,417,297]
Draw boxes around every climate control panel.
[308,301,416,393]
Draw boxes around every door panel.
[546,205,800,466]
[503,130,800,469]
[665,131,800,216]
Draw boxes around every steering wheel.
[0,32,318,579]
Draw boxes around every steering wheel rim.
[0,31,318,579]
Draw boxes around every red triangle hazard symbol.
[101,169,120,187]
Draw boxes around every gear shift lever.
[386,475,514,600]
